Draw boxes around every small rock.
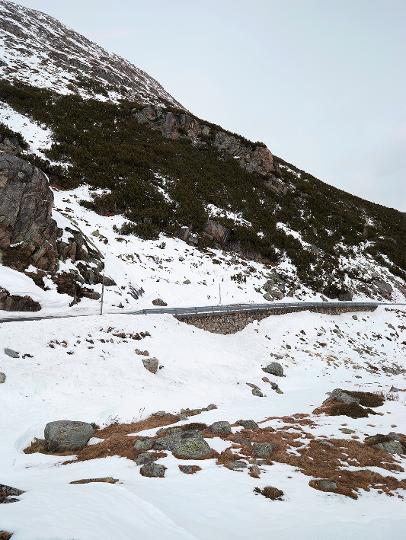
[352,315,358,320]
[318,479,337,491]
[142,357,159,374]
[140,463,166,478]
[0,372,6,384]
[210,421,232,435]
[263,362,284,377]
[152,298,167,307]
[134,438,154,452]
[206,404,217,411]
[237,420,259,430]
[253,442,274,458]
[44,420,94,452]
[4,348,19,359]
[254,486,284,500]
[252,386,265,398]
[340,428,355,435]
[179,465,201,474]
[135,452,158,466]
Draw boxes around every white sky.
[16,0,406,211]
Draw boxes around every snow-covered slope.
[0,0,182,106]
[0,307,405,539]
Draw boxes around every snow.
[0,100,52,158]
[0,307,405,538]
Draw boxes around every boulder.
[364,433,405,455]
[172,433,213,459]
[44,420,94,452]
[263,362,284,377]
[140,463,166,478]
[253,443,275,459]
[262,272,287,301]
[142,357,159,374]
[209,421,232,435]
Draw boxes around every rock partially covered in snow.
[44,420,94,452]
[142,357,159,374]
[0,372,6,383]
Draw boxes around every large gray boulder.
[172,433,213,459]
[44,420,94,452]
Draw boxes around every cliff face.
[0,153,58,272]
[133,105,278,179]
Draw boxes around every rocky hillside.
[0,0,405,312]
[0,0,182,106]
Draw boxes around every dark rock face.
[204,220,230,246]
[133,105,277,178]
[0,287,41,311]
[0,154,58,272]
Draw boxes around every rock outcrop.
[0,153,58,271]
[0,287,41,312]
[133,105,278,178]
[0,151,114,307]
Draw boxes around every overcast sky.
[18,0,406,211]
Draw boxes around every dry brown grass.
[313,400,377,418]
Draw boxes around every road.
[0,300,404,324]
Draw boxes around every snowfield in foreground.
[0,307,405,539]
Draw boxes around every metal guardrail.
[132,301,383,317]
[0,301,404,324]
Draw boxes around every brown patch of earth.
[70,477,119,485]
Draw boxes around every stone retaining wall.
[175,306,377,335]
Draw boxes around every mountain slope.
[0,0,404,313]
[0,0,182,106]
